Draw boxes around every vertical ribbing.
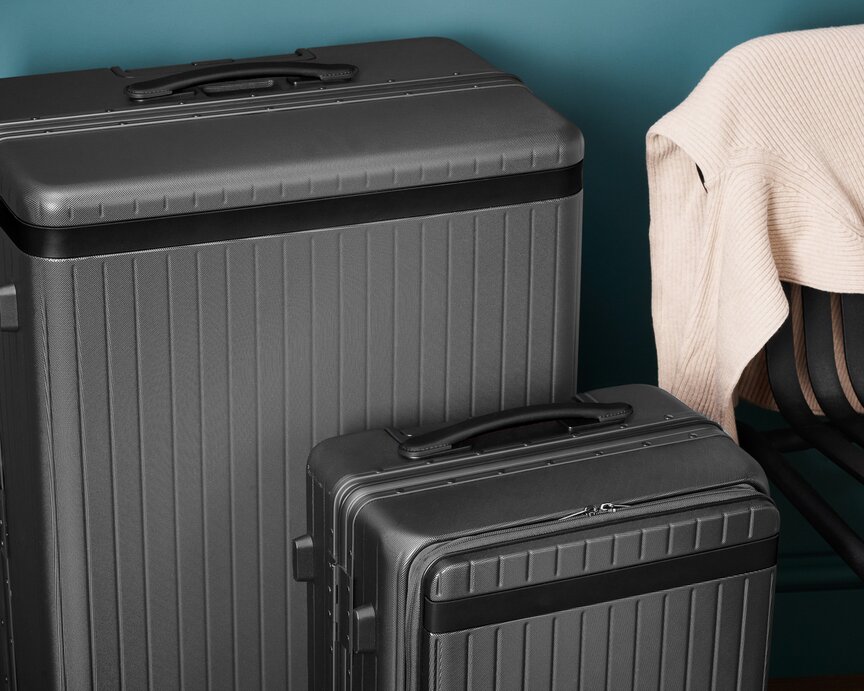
[631,600,640,689]
[5,196,579,690]
[444,220,452,419]
[658,593,669,689]
[391,230,398,425]
[736,577,751,690]
[282,237,291,687]
[493,627,501,691]
[685,587,697,689]
[364,231,372,427]
[710,582,724,691]
[337,235,343,433]
[604,606,613,691]
[469,216,479,415]
[525,209,535,404]
[577,611,586,690]
[465,632,473,691]
[499,213,509,409]
[253,247,264,686]
[71,266,96,689]
[40,290,68,690]
[418,223,425,422]
[102,264,124,686]
[224,248,237,691]
[131,259,151,691]
[195,252,211,691]
[166,256,182,691]
[550,204,560,397]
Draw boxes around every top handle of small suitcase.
[398,401,633,460]
[125,60,359,100]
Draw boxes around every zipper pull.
[598,502,631,513]
[559,502,631,521]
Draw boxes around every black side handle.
[398,401,633,459]
[292,534,315,582]
[125,60,359,100]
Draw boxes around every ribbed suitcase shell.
[421,501,777,690]
[304,385,778,690]
[0,39,582,690]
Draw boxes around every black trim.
[422,536,778,634]
[0,163,582,259]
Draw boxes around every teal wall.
[3,0,864,678]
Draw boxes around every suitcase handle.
[125,60,359,100]
[398,401,633,459]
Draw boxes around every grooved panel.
[429,500,780,600]
[425,569,776,691]
[0,194,581,690]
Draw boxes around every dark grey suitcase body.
[0,39,582,689]
[300,384,779,690]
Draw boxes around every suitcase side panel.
[0,234,61,690]
[0,193,580,690]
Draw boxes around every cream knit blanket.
[647,25,864,435]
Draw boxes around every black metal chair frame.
[737,284,864,581]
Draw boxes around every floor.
[769,677,864,690]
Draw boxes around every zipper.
[335,423,726,688]
[560,502,631,519]
[334,422,724,566]
[400,484,769,690]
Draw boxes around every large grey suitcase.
[0,38,583,689]
[300,385,778,690]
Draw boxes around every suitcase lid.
[0,38,583,257]
[308,384,770,563]
[310,384,721,490]
[422,488,779,593]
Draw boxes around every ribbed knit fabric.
[647,25,864,436]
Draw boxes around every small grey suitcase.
[0,38,583,689]
[299,384,778,690]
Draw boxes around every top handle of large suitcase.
[398,401,633,460]
[125,60,359,100]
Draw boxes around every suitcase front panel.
[0,194,580,690]
[417,496,778,691]
[322,413,772,691]
[424,569,775,691]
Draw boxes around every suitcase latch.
[351,604,377,654]
[0,285,17,333]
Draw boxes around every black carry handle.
[125,60,359,100]
[398,401,633,459]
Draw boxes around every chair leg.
[738,422,864,582]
